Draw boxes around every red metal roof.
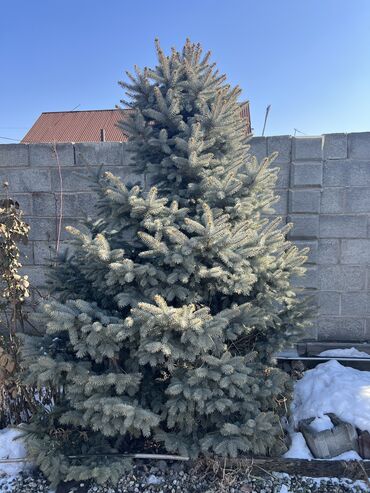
[21,109,130,143]
[22,102,251,143]
[240,102,251,135]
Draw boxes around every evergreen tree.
[22,40,309,485]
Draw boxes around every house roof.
[21,109,130,143]
[240,102,251,134]
[21,102,251,143]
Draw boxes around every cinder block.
[348,132,370,159]
[248,137,268,162]
[77,192,98,216]
[345,187,370,212]
[324,160,370,186]
[33,192,56,217]
[273,191,288,215]
[267,136,291,163]
[33,241,56,265]
[318,317,365,341]
[50,167,93,192]
[292,266,318,289]
[20,266,48,288]
[293,137,323,161]
[289,190,321,213]
[341,292,370,316]
[292,162,323,186]
[33,193,93,219]
[122,145,133,166]
[51,166,144,192]
[341,239,370,264]
[300,323,318,341]
[323,134,347,159]
[12,194,33,215]
[321,188,345,213]
[0,144,29,167]
[319,265,365,291]
[320,215,367,238]
[364,320,370,340]
[19,242,34,265]
[33,192,83,218]
[311,290,323,310]
[318,292,340,315]
[318,239,340,265]
[29,143,74,167]
[27,217,75,241]
[0,169,50,192]
[74,142,123,166]
[27,217,56,241]
[323,160,349,186]
[288,215,319,239]
[275,163,290,188]
[293,240,318,263]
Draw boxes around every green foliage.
[21,409,132,487]
[23,39,310,484]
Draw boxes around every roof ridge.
[41,109,131,115]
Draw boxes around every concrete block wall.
[269,132,370,342]
[1,133,370,342]
[0,142,144,291]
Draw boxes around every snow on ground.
[283,432,313,459]
[330,450,363,460]
[319,347,370,358]
[285,360,370,460]
[281,429,363,461]
[291,360,370,431]
[308,477,369,492]
[1,364,369,491]
[278,485,289,493]
[274,473,369,492]
[0,428,28,475]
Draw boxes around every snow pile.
[285,360,370,460]
[331,450,362,460]
[319,347,370,358]
[291,360,370,432]
[309,415,334,432]
[283,432,312,459]
[147,474,163,485]
[0,428,28,475]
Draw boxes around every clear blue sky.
[1,0,370,142]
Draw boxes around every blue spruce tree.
[22,40,309,486]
